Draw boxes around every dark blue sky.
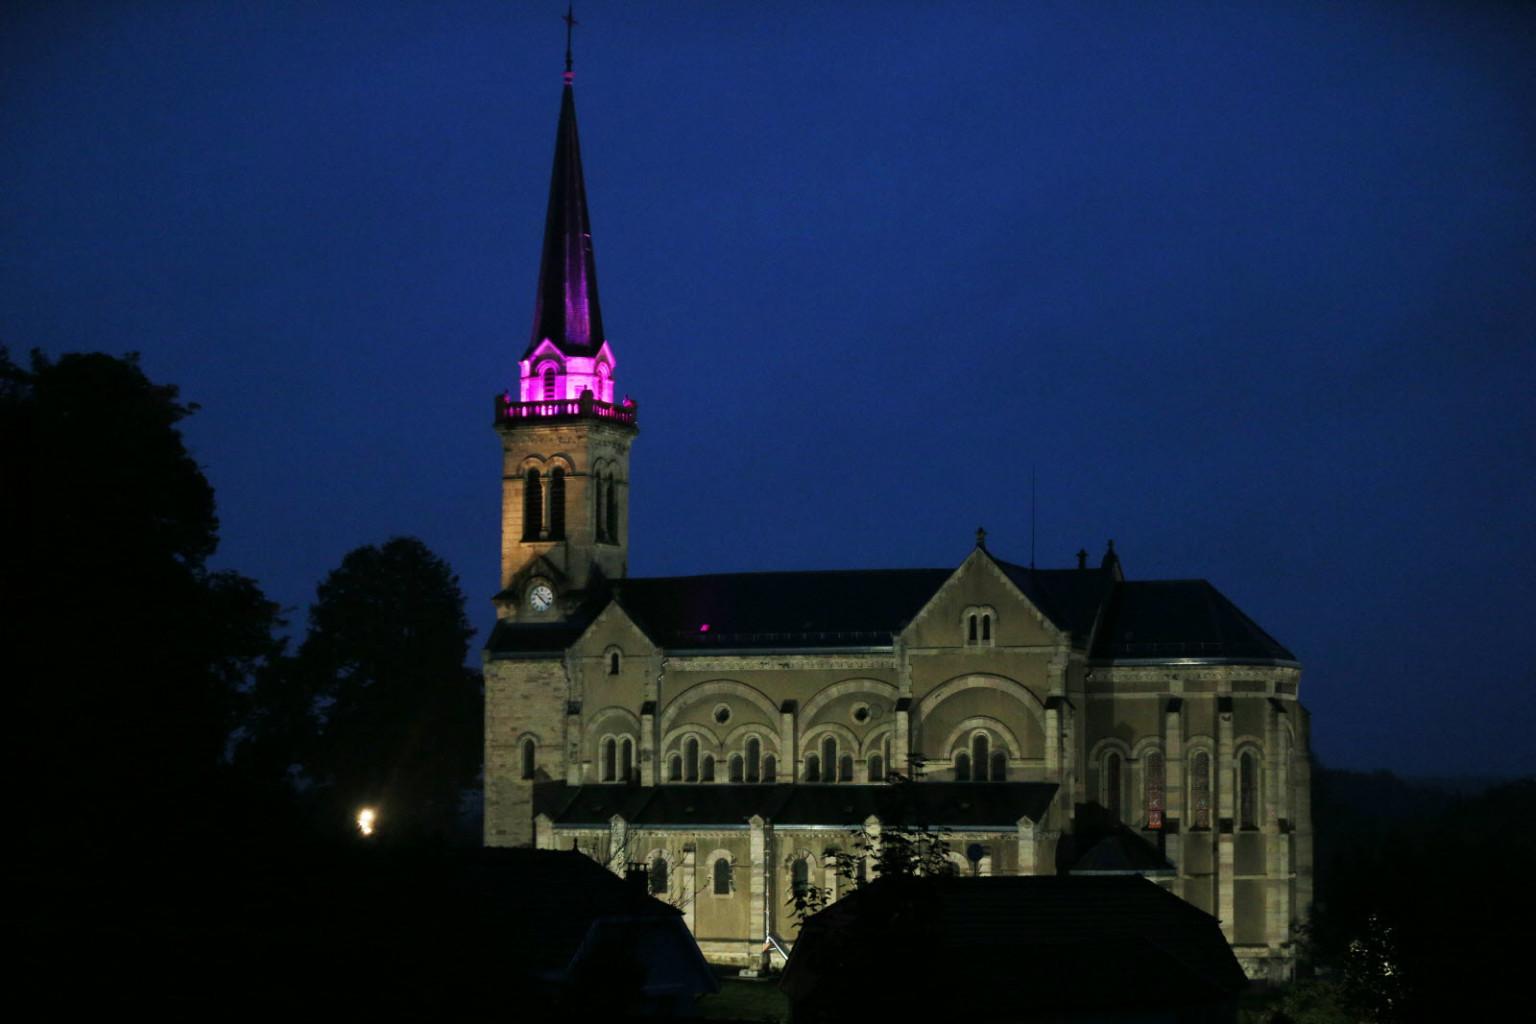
[4,1,1533,777]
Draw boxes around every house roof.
[781,874,1248,1011]
[536,781,1057,830]
[485,553,1297,666]
[471,848,680,970]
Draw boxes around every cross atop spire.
[563,5,578,76]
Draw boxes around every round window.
[851,704,871,723]
[713,704,732,725]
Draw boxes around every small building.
[780,874,1249,1023]
[479,848,717,1015]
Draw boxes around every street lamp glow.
[356,806,377,837]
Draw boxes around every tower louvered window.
[522,469,542,540]
[605,474,618,542]
[549,467,566,539]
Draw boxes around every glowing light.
[356,807,377,837]
[699,623,710,633]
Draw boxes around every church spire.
[526,18,604,359]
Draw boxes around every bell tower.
[494,55,636,622]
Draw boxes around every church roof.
[525,76,605,359]
[1088,579,1297,663]
[486,558,1296,665]
[536,781,1058,830]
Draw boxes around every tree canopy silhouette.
[1,348,281,852]
[249,537,482,839]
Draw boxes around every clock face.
[528,584,554,612]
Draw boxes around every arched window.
[620,737,634,783]
[702,754,715,782]
[520,738,537,780]
[822,738,837,783]
[596,362,610,402]
[1192,751,1212,829]
[805,754,820,783]
[1106,752,1123,818]
[990,751,1007,782]
[729,754,744,782]
[650,856,668,895]
[981,614,992,642]
[600,737,616,782]
[973,735,990,782]
[605,473,619,543]
[548,467,566,539]
[542,366,556,400]
[839,754,853,782]
[608,651,620,675]
[746,737,761,783]
[868,754,884,782]
[594,475,607,542]
[855,857,867,885]
[522,469,542,540]
[1239,750,1259,829]
[954,752,971,781]
[713,857,732,895]
[791,858,810,899]
[669,754,682,782]
[763,754,777,783]
[1144,751,1165,829]
[685,737,699,782]
[968,614,978,642]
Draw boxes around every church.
[482,58,1313,984]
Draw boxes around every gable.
[900,548,1066,649]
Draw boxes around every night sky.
[4,1,1533,778]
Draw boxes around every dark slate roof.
[485,554,1297,666]
[1089,579,1297,663]
[782,875,1247,1012]
[525,79,605,359]
[537,782,1056,829]
[611,568,953,649]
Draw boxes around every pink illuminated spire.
[525,11,605,359]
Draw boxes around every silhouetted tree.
[261,537,482,839]
[0,348,281,852]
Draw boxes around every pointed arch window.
[746,737,761,783]
[1144,751,1165,829]
[520,738,537,780]
[1239,750,1259,829]
[522,469,543,540]
[713,857,732,895]
[954,752,971,782]
[973,735,990,782]
[685,737,699,782]
[791,858,810,900]
[548,467,566,539]
[650,856,668,895]
[991,751,1007,782]
[1192,751,1212,829]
